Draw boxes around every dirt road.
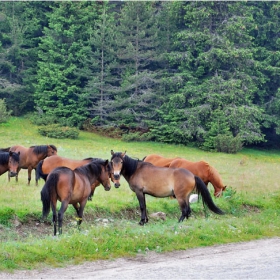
[1,237,280,279]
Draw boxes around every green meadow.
[0,117,280,272]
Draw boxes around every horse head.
[8,151,20,177]
[99,160,111,191]
[110,150,126,188]
[214,185,227,197]
[47,145,58,157]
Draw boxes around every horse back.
[144,154,179,167]
[170,159,210,183]
[42,155,91,175]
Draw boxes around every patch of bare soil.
[1,237,280,279]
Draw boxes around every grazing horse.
[143,154,180,167]
[36,155,118,200]
[8,145,57,185]
[41,159,111,235]
[169,159,226,197]
[0,151,20,178]
[110,150,224,225]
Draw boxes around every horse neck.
[122,156,138,181]
[0,153,9,175]
[208,166,224,191]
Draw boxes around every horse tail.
[36,160,48,182]
[195,176,224,215]
[41,172,59,219]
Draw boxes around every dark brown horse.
[110,151,224,225]
[36,155,118,200]
[0,151,20,178]
[169,158,226,197]
[8,145,57,185]
[41,159,111,235]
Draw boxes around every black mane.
[75,159,107,178]
[0,152,9,165]
[31,145,57,155]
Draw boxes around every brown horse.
[41,159,111,235]
[0,151,20,178]
[8,145,57,185]
[36,155,119,200]
[169,159,226,197]
[36,155,96,182]
[143,154,180,167]
[110,151,224,225]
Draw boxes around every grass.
[0,117,280,272]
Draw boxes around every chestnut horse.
[169,159,226,197]
[36,155,118,200]
[8,145,57,185]
[36,155,96,182]
[110,151,224,225]
[0,151,20,178]
[143,154,180,167]
[41,159,111,235]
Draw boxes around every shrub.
[0,99,12,123]
[214,134,243,153]
[38,124,79,139]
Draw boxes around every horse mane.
[0,152,9,164]
[75,159,106,177]
[0,147,10,152]
[121,154,139,177]
[31,145,57,155]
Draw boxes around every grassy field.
[0,117,280,272]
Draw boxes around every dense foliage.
[0,1,280,150]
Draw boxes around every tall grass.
[0,117,280,272]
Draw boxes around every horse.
[40,159,111,235]
[143,154,180,167]
[8,145,57,185]
[36,155,95,182]
[0,151,20,178]
[169,158,226,197]
[36,155,119,200]
[110,150,224,225]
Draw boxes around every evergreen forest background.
[0,1,280,151]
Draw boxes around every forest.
[0,1,280,151]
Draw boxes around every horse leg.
[177,198,191,222]
[51,201,57,236]
[135,190,148,225]
[58,201,69,235]
[76,199,87,229]
[72,203,82,228]
[27,167,32,185]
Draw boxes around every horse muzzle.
[114,182,120,188]
[9,171,17,177]
[104,185,111,191]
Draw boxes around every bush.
[214,134,243,153]
[0,99,12,123]
[38,124,79,139]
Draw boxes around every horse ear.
[104,159,109,165]
[111,150,114,155]
[18,151,20,155]
[121,151,126,157]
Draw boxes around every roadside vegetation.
[0,117,280,272]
